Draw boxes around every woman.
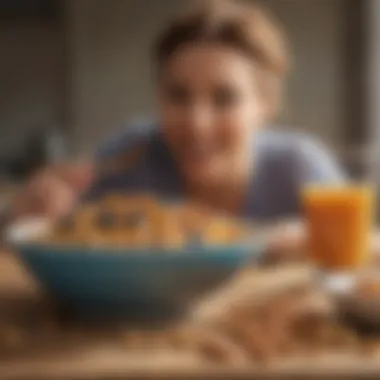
[9,0,343,244]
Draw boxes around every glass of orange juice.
[302,184,375,270]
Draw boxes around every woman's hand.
[10,163,94,221]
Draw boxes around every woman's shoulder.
[255,128,334,165]
[255,128,343,183]
[96,120,159,160]
[95,121,168,180]
[86,122,176,199]
[255,128,319,155]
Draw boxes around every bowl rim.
[7,217,267,259]
[13,239,265,258]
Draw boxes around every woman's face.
[158,43,265,184]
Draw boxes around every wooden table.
[1,252,380,380]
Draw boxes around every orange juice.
[302,185,374,269]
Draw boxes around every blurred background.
[0,0,378,181]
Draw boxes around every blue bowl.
[9,221,265,320]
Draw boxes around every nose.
[185,102,214,139]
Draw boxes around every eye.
[164,83,191,106]
[213,86,241,109]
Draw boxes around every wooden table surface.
[1,251,380,380]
